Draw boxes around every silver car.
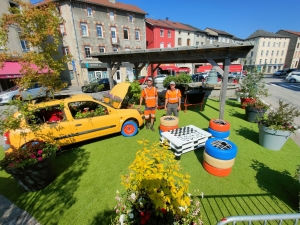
[0,83,50,105]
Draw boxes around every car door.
[66,100,120,142]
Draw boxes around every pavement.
[1,84,299,225]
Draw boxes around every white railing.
[216,213,300,225]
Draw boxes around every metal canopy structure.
[91,42,254,119]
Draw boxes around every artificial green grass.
[0,98,299,225]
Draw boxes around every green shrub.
[163,73,192,88]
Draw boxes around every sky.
[120,0,300,39]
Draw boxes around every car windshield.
[6,86,19,92]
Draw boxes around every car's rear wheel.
[121,120,138,137]
[12,95,22,101]
[290,79,296,83]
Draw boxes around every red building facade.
[146,19,175,76]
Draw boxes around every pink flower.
[37,150,43,155]
[30,154,36,159]
[8,163,14,167]
[38,157,43,161]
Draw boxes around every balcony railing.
[111,36,120,45]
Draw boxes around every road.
[261,74,300,126]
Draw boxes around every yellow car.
[3,82,144,151]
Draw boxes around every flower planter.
[112,101,120,109]
[5,152,56,191]
[245,106,266,123]
[240,98,256,109]
[258,125,291,151]
[103,97,110,103]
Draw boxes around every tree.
[0,0,71,92]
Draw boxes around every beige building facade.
[245,30,290,73]
[57,0,147,86]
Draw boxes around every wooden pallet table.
[160,125,212,157]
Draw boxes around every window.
[222,37,225,42]
[160,29,164,37]
[125,47,130,51]
[196,41,199,46]
[281,50,284,56]
[261,50,263,56]
[265,59,267,64]
[270,59,272,64]
[113,47,118,52]
[273,42,275,47]
[275,59,277,64]
[278,42,281,47]
[280,58,282,63]
[123,28,129,40]
[178,38,182,46]
[297,43,300,48]
[187,39,190,46]
[84,46,91,58]
[62,47,69,55]
[266,50,268,56]
[268,42,270,47]
[87,7,93,17]
[29,105,65,125]
[167,43,171,48]
[60,24,65,36]
[168,30,171,38]
[135,30,140,40]
[110,11,114,20]
[276,50,279,56]
[250,51,253,57]
[227,38,229,43]
[283,42,286,47]
[99,47,105,53]
[259,59,262,64]
[262,41,265,47]
[96,25,103,37]
[19,34,29,52]
[160,42,164,48]
[218,37,221,42]
[271,50,274,56]
[81,23,88,36]
[68,101,108,119]
[129,15,133,23]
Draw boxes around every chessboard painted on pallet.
[160,125,212,156]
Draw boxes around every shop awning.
[159,65,178,71]
[175,67,190,72]
[0,62,50,79]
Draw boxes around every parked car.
[286,71,300,83]
[81,78,117,93]
[154,74,168,84]
[284,68,297,74]
[136,76,147,85]
[191,73,206,82]
[0,83,50,105]
[228,72,244,82]
[2,82,144,151]
[273,70,287,76]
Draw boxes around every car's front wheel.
[290,79,296,83]
[121,120,138,137]
[82,86,88,93]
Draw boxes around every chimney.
[108,0,116,3]
[166,17,169,20]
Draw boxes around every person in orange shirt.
[138,77,158,131]
[164,81,181,117]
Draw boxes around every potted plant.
[238,67,269,109]
[258,100,300,151]
[111,95,123,108]
[0,140,58,191]
[102,92,113,103]
[243,99,270,122]
[111,141,203,225]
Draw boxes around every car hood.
[109,82,130,109]
[0,89,19,97]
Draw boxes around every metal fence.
[216,213,300,225]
